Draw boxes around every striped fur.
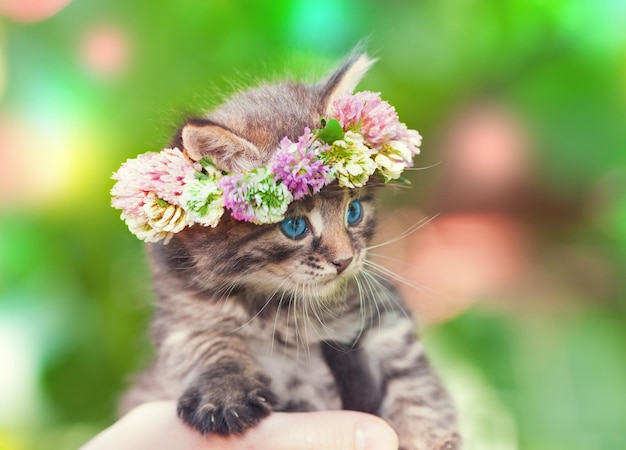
[120,53,461,449]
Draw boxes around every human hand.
[80,401,399,450]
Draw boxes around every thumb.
[80,402,399,450]
[238,410,399,450]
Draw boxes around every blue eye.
[346,199,362,225]
[279,216,308,239]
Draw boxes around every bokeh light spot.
[0,0,71,23]
[80,25,131,78]
[0,319,40,425]
[0,112,90,208]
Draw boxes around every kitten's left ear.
[320,53,376,115]
[180,119,262,172]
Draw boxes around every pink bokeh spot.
[0,0,71,23]
[373,212,530,324]
[80,25,131,77]
[445,104,530,189]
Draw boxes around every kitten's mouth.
[266,258,361,300]
[302,272,354,297]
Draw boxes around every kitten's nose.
[332,257,353,275]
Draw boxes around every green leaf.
[316,118,344,145]
[155,198,170,207]
[394,175,412,185]
[198,156,216,168]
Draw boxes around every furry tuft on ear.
[320,53,376,115]
[181,119,262,172]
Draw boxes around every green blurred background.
[0,1,625,449]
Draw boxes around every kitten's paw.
[177,364,277,435]
[399,432,462,450]
[435,433,462,450]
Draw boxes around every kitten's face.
[245,186,376,298]
[157,184,377,304]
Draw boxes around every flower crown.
[111,91,422,243]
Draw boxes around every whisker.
[228,277,290,335]
[210,266,256,306]
[352,274,369,348]
[310,285,337,332]
[363,259,432,295]
[309,291,336,338]
[358,269,386,321]
[402,161,442,171]
[301,284,315,362]
[294,282,308,362]
[366,214,439,251]
[368,251,416,268]
[284,287,295,357]
[359,268,409,320]
[271,288,289,357]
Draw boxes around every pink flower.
[111,148,200,241]
[218,168,292,224]
[271,129,332,200]
[395,124,422,158]
[216,173,250,222]
[111,148,200,213]
[331,91,401,147]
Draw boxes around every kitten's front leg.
[367,312,461,450]
[177,359,277,435]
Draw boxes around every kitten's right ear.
[320,53,376,115]
[179,119,262,172]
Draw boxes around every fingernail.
[355,419,399,450]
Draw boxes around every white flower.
[123,193,188,244]
[323,131,377,188]
[182,177,225,227]
[375,140,413,181]
[219,167,293,224]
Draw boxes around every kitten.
[119,53,461,450]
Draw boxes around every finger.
[235,410,399,450]
[80,402,399,450]
[80,401,206,450]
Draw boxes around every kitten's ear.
[180,119,262,172]
[320,53,376,115]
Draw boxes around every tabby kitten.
[119,53,460,450]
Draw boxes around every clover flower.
[395,124,422,157]
[182,175,224,227]
[272,129,332,200]
[121,193,188,244]
[144,194,188,231]
[375,140,414,181]
[331,91,401,146]
[111,148,199,241]
[220,167,293,224]
[321,131,377,188]
[113,148,200,206]
[124,216,167,243]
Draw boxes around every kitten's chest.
[247,332,342,412]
